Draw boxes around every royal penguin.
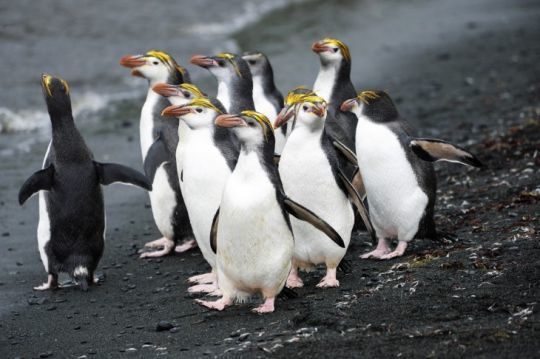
[241,52,287,155]
[161,98,238,295]
[196,111,345,313]
[275,91,374,287]
[341,90,482,259]
[190,52,255,114]
[19,74,151,291]
[120,50,195,257]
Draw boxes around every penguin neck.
[51,115,92,162]
[290,122,324,143]
[217,77,254,113]
[252,72,276,97]
[237,143,273,177]
[314,60,354,105]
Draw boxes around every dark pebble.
[2,232,10,237]
[39,351,53,358]
[238,333,250,341]
[169,327,179,333]
[156,320,174,332]
[46,305,57,311]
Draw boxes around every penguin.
[340,90,482,259]
[189,52,255,113]
[274,91,374,287]
[161,98,238,295]
[120,50,195,257]
[312,38,358,153]
[241,52,287,155]
[19,74,151,291]
[196,111,345,313]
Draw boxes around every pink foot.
[187,272,215,285]
[360,237,391,259]
[252,297,275,314]
[188,283,218,294]
[139,237,175,258]
[379,241,408,260]
[317,268,339,288]
[208,289,223,297]
[33,274,57,291]
[196,297,232,311]
[175,239,197,253]
[286,268,304,288]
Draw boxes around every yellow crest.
[356,90,381,104]
[186,98,223,114]
[216,52,242,78]
[321,38,351,62]
[241,110,273,140]
[284,87,316,106]
[179,83,205,98]
[145,50,176,67]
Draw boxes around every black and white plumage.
[19,74,151,291]
[341,90,481,259]
[120,50,195,257]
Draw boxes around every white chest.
[355,116,428,237]
[140,90,160,161]
[217,81,231,113]
[252,77,278,120]
[313,66,336,103]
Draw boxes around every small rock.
[39,351,53,358]
[156,320,174,332]
[238,333,250,342]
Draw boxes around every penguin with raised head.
[120,50,195,257]
[241,52,287,155]
[162,98,238,295]
[19,74,151,291]
[275,91,374,287]
[341,90,482,259]
[196,111,345,313]
[190,52,254,113]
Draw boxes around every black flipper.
[337,169,377,244]
[18,164,54,205]
[409,138,483,167]
[94,162,152,190]
[283,197,345,248]
[210,208,220,254]
[144,136,170,183]
[273,154,281,166]
[351,167,366,201]
[331,137,357,166]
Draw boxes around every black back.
[214,54,255,113]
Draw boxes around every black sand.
[1,4,539,359]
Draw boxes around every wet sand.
[1,2,539,358]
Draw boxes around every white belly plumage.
[140,91,159,161]
[180,130,231,268]
[280,129,353,268]
[37,141,52,272]
[355,116,428,241]
[149,164,176,239]
[217,81,231,113]
[252,78,285,155]
[217,152,293,300]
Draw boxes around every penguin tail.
[73,265,91,291]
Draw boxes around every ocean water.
[0,0,532,157]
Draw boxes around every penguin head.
[41,73,72,119]
[120,50,188,84]
[161,97,224,130]
[275,88,326,131]
[216,110,274,150]
[190,52,252,82]
[241,52,271,78]
[340,90,399,122]
[312,38,351,66]
[152,83,207,106]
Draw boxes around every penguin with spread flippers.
[161,98,238,295]
[275,91,374,287]
[341,90,482,259]
[19,74,151,291]
[196,111,345,313]
[120,50,195,257]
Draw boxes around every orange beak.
[215,114,247,128]
[190,54,216,68]
[161,105,192,117]
[274,106,295,129]
[312,103,326,117]
[340,98,357,112]
[119,55,147,78]
[312,41,331,54]
[152,83,180,97]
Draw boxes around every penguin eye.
[183,91,191,98]
[195,108,203,113]
[152,61,159,65]
[302,105,308,111]
[248,60,256,65]
[217,60,225,67]
[332,48,339,53]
